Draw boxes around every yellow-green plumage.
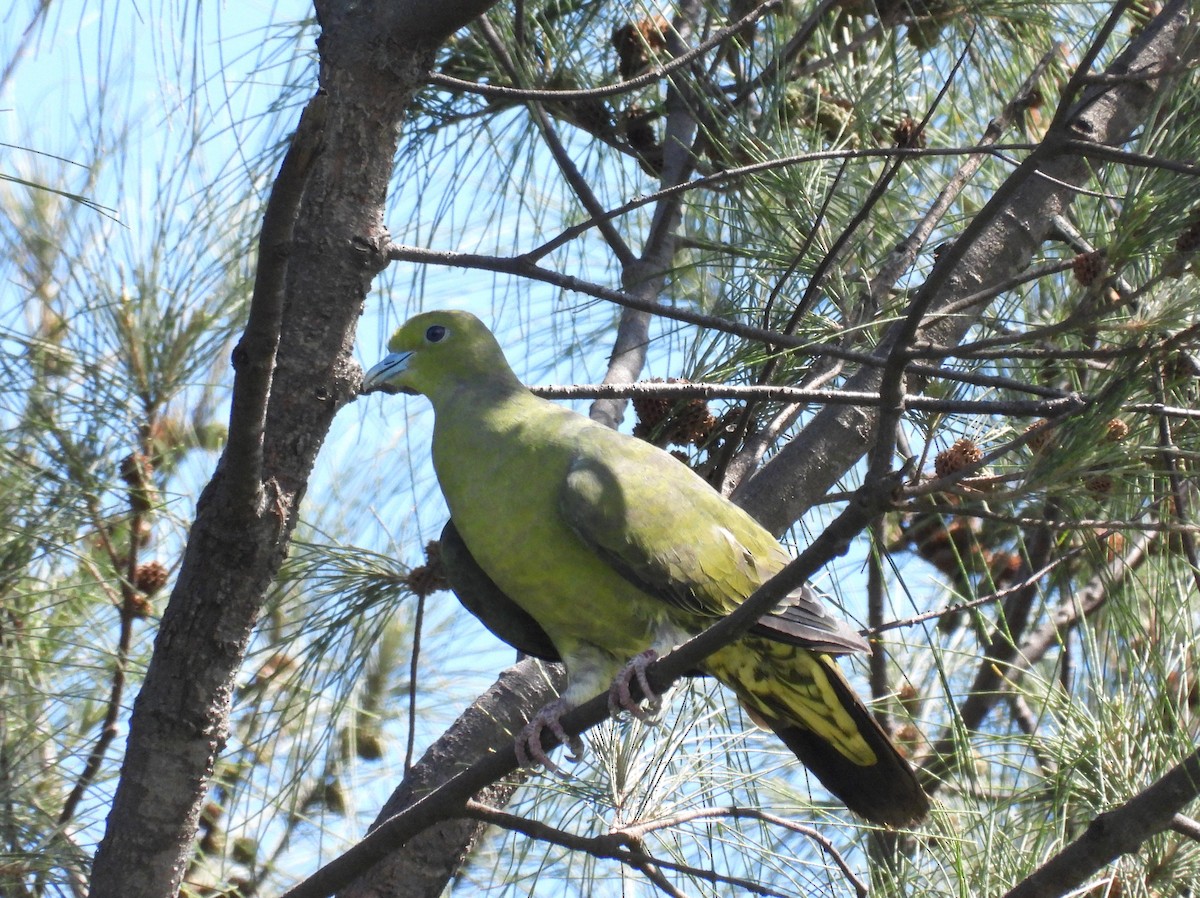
[363,310,928,826]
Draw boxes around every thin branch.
[532,380,1085,417]
[57,587,134,829]
[1170,814,1200,842]
[524,142,1039,263]
[58,495,145,828]
[614,805,866,896]
[427,0,784,102]
[637,861,694,898]
[474,16,636,267]
[391,241,1138,396]
[894,503,1200,536]
[1064,139,1200,177]
[461,801,785,897]
[868,519,891,711]
[399,244,1159,404]
[462,800,869,898]
[871,549,1076,637]
[404,592,425,773]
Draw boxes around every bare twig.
[1170,814,1200,842]
[475,16,635,267]
[524,142,1039,263]
[533,379,1084,417]
[867,519,891,713]
[58,491,146,828]
[427,0,784,103]
[462,800,785,897]
[617,805,868,897]
[871,549,1076,637]
[462,800,869,898]
[405,592,425,773]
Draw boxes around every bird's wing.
[754,581,870,655]
[560,431,868,655]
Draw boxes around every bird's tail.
[708,639,929,827]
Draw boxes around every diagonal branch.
[284,468,904,898]
[1002,746,1200,898]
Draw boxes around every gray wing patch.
[752,582,871,655]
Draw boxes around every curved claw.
[607,649,662,723]
[515,697,585,778]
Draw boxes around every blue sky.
[0,5,943,888]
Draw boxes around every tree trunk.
[88,3,498,895]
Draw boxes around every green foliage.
[4,0,1200,895]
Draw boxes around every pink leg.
[515,696,585,777]
[607,649,662,722]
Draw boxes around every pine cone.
[671,398,718,446]
[120,452,157,513]
[355,728,384,761]
[1104,418,1129,442]
[612,15,670,79]
[407,541,448,598]
[632,378,672,438]
[1176,212,1200,255]
[988,551,1023,586]
[408,565,442,597]
[135,560,169,595]
[126,594,154,619]
[892,116,925,149]
[897,682,922,715]
[934,438,983,478]
[1025,419,1053,452]
[119,452,152,486]
[1071,250,1106,286]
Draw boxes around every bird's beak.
[360,351,414,395]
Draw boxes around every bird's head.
[360,309,520,400]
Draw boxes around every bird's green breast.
[430,391,666,664]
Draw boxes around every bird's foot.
[608,649,663,723]
[515,697,585,778]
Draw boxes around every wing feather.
[560,433,868,656]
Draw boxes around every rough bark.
[338,662,565,898]
[87,3,498,896]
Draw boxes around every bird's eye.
[425,325,447,343]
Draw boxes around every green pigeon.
[362,310,929,826]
